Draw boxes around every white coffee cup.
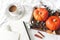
[6,3,25,20]
[8,3,25,17]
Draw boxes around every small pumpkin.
[46,16,60,31]
[59,16,60,27]
[33,8,48,21]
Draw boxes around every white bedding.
[0,0,60,40]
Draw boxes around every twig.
[38,31,45,37]
[35,34,43,39]
[23,21,31,40]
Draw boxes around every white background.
[0,0,60,40]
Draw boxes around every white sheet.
[0,29,19,40]
[0,0,60,40]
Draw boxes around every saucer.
[5,3,25,20]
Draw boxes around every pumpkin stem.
[39,12,42,15]
[53,19,57,22]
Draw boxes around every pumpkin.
[33,8,48,21]
[46,16,60,30]
[59,16,60,27]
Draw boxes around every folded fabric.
[42,0,60,10]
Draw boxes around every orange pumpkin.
[46,16,60,30]
[59,16,60,19]
[33,8,48,21]
[59,16,60,27]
